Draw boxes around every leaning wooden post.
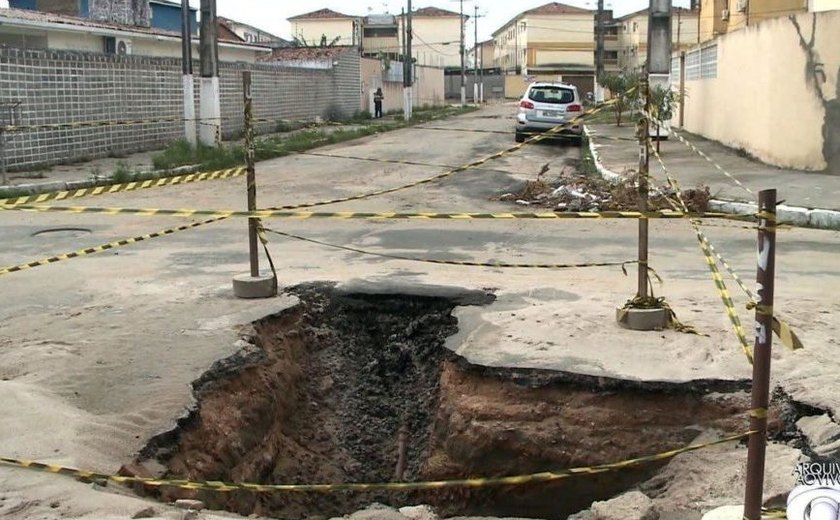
[742,189,777,519]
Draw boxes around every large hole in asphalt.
[139,283,753,519]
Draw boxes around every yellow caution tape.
[4,117,185,132]
[0,168,246,208]
[0,205,759,222]
[649,142,804,355]
[0,218,226,277]
[264,228,638,270]
[0,431,751,493]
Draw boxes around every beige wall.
[495,12,595,73]
[291,18,356,47]
[398,15,462,68]
[679,10,840,171]
[361,57,445,113]
[700,0,809,41]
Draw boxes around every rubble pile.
[500,165,710,213]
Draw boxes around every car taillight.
[567,104,582,112]
[520,100,535,109]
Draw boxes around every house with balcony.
[699,0,840,41]
[617,6,699,71]
[596,8,621,75]
[491,2,595,97]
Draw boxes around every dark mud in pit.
[140,283,753,520]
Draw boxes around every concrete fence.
[0,47,361,171]
[674,10,840,173]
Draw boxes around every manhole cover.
[31,227,92,239]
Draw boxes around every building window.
[632,22,638,32]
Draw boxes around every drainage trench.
[141,284,754,519]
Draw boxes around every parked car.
[515,82,584,145]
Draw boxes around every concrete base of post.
[232,274,277,299]
[616,306,669,331]
[199,76,221,146]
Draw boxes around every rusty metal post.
[637,74,650,299]
[395,423,408,481]
[243,71,259,278]
[743,189,777,519]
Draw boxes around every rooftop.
[0,7,271,49]
[411,6,462,17]
[288,8,354,21]
[259,46,355,62]
[618,6,699,21]
[524,2,591,16]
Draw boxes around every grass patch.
[580,135,599,178]
[152,105,477,172]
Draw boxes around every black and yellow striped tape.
[0,205,759,222]
[0,431,751,493]
[0,218,225,277]
[648,142,803,358]
[4,117,185,132]
[264,228,637,270]
[0,168,246,208]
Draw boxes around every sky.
[0,1,692,41]
[209,0,692,41]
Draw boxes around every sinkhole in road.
[141,283,753,519]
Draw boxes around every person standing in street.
[374,88,384,118]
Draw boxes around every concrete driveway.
[0,103,838,519]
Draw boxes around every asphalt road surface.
[0,104,838,519]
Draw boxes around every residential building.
[219,16,289,47]
[471,39,497,70]
[8,0,198,34]
[698,0,840,41]
[491,2,595,95]
[399,7,465,69]
[597,9,621,75]
[617,7,699,71]
[0,7,270,62]
[361,14,399,59]
[287,8,359,48]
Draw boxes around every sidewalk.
[585,122,840,222]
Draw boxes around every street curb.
[0,164,201,198]
[584,125,840,231]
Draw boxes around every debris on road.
[499,163,710,213]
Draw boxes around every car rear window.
[528,86,575,104]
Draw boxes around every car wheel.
[515,132,525,143]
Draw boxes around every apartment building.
[399,7,465,69]
[699,0,840,41]
[492,2,595,76]
[618,7,699,71]
[288,8,358,47]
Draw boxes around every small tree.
[598,72,640,127]
[648,85,684,151]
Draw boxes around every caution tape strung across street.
[0,218,226,278]
[0,431,752,493]
[263,228,639,271]
[261,95,630,212]
[0,168,247,208]
[0,205,761,222]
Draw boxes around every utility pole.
[199,0,221,146]
[595,0,605,102]
[742,189,778,520]
[473,4,479,104]
[637,73,651,300]
[181,0,196,146]
[460,0,466,106]
[404,0,413,121]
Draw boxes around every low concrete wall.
[677,10,840,173]
[361,57,445,114]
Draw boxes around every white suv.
[515,82,584,145]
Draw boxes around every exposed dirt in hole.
[141,283,753,520]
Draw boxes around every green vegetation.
[598,72,640,127]
[151,105,476,172]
